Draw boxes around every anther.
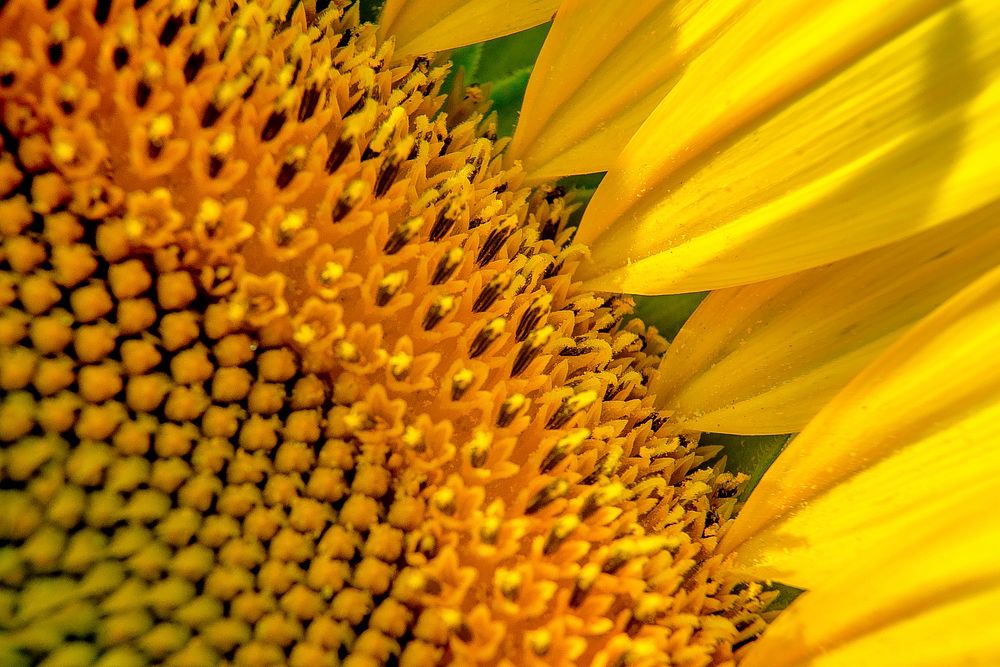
[136,62,163,108]
[241,56,269,101]
[465,138,492,180]
[415,532,439,559]
[560,341,592,357]
[602,541,636,574]
[496,394,527,428]
[429,199,465,241]
[635,410,670,433]
[343,93,368,118]
[497,569,522,601]
[112,45,129,70]
[47,21,68,64]
[476,215,518,266]
[422,295,456,331]
[207,132,234,178]
[516,294,552,342]
[540,213,562,242]
[276,146,307,189]
[540,185,564,203]
[369,107,406,154]
[543,260,564,279]
[184,51,205,83]
[333,340,359,363]
[453,622,473,644]
[581,445,623,486]
[430,248,463,285]
[525,479,568,515]
[146,115,173,160]
[0,64,14,89]
[54,82,78,116]
[545,390,597,429]
[295,81,320,120]
[388,351,412,380]
[540,428,589,474]
[472,271,512,313]
[375,152,401,197]
[605,381,620,401]
[401,426,424,452]
[466,431,490,468]
[468,318,505,358]
[479,516,500,545]
[431,487,456,515]
[332,179,367,221]
[375,272,406,307]
[261,110,287,142]
[158,13,184,46]
[450,368,474,401]
[202,81,240,127]
[94,0,111,23]
[325,135,353,173]
[318,261,344,288]
[543,516,580,555]
[510,325,554,377]
[612,331,643,356]
[596,295,633,333]
[383,217,423,255]
[580,482,627,520]
[274,211,306,247]
[528,630,552,657]
[570,563,600,607]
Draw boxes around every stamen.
[511,325,554,377]
[472,271,512,312]
[496,393,528,427]
[468,317,505,358]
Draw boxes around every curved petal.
[720,263,1000,590]
[378,0,560,58]
[653,202,1000,435]
[741,529,1000,667]
[574,0,1000,294]
[507,0,745,181]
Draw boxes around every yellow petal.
[378,0,560,58]
[574,0,1000,294]
[741,527,1000,667]
[720,264,1000,590]
[507,0,745,181]
[653,202,1000,435]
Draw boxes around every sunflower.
[0,0,996,665]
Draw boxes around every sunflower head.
[0,0,776,665]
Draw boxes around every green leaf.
[700,432,791,503]
[489,66,533,136]
[765,581,804,612]
[701,432,801,613]
[439,23,550,136]
[450,43,484,83]
[474,23,550,83]
[631,292,708,343]
[359,0,385,24]
[559,173,605,191]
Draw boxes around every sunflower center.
[0,0,771,664]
